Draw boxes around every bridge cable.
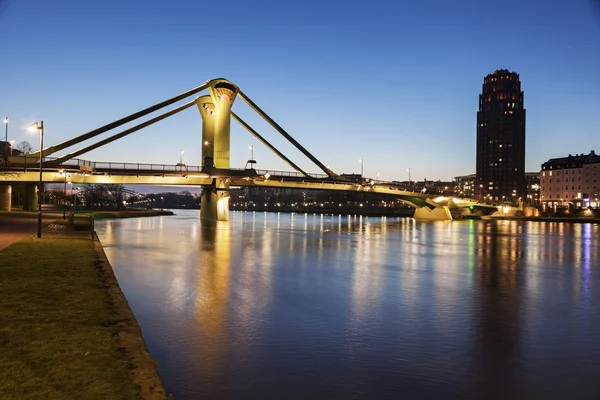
[230,111,308,176]
[48,100,197,165]
[36,82,210,158]
[237,90,338,178]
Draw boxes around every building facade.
[475,69,526,202]
[540,151,600,208]
[454,174,476,198]
[525,172,540,206]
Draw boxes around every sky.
[1,0,599,183]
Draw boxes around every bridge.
[0,78,508,221]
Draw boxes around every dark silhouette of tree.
[15,141,34,154]
[80,183,126,209]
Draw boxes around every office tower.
[475,69,526,202]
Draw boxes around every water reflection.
[96,212,600,400]
[471,221,522,397]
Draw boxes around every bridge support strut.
[0,184,11,212]
[197,79,239,222]
[413,205,452,221]
[200,179,230,221]
[23,183,37,212]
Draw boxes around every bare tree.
[15,141,35,154]
[105,184,125,209]
[80,183,126,209]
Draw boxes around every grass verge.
[0,236,167,399]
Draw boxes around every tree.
[80,183,126,209]
[15,141,34,154]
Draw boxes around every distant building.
[475,69,526,202]
[525,172,540,206]
[540,151,600,208]
[455,172,538,204]
[454,174,476,198]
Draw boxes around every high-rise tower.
[475,69,526,202]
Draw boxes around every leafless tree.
[80,183,126,209]
[15,141,35,154]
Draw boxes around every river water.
[96,210,600,400]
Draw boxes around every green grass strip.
[0,238,141,400]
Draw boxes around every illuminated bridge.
[0,78,508,221]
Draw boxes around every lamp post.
[28,121,44,238]
[3,117,8,166]
[60,169,70,219]
[203,140,213,167]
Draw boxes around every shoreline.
[92,233,168,399]
[0,212,169,399]
[481,215,600,224]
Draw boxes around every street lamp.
[3,117,8,165]
[59,169,70,219]
[27,121,44,239]
[203,140,213,168]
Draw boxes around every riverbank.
[484,215,600,223]
[0,222,168,399]
[230,207,415,217]
[91,209,174,219]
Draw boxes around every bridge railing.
[252,169,329,180]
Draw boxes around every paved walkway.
[0,212,63,251]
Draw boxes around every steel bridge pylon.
[196,80,239,221]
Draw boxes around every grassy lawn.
[51,215,94,231]
[0,237,152,399]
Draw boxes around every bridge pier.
[196,80,239,222]
[200,179,230,221]
[0,184,11,211]
[23,183,38,211]
[413,205,452,221]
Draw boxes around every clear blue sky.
[1,0,599,182]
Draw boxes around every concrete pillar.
[200,179,230,222]
[211,92,233,169]
[197,95,215,168]
[196,79,239,221]
[23,183,38,211]
[413,205,453,221]
[0,184,11,211]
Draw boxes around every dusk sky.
[1,0,599,183]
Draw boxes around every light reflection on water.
[96,211,600,400]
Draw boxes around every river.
[96,210,600,399]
